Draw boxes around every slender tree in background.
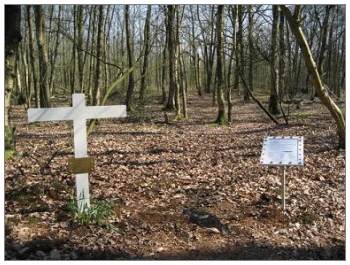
[70,6,77,94]
[76,5,84,92]
[268,5,280,114]
[139,5,152,102]
[179,54,187,118]
[92,5,104,106]
[238,6,246,101]
[227,5,237,123]
[160,7,168,105]
[247,5,253,102]
[125,5,135,111]
[5,5,21,151]
[19,34,31,107]
[48,6,61,95]
[26,6,38,107]
[215,5,226,124]
[87,6,97,101]
[197,6,215,95]
[34,5,50,107]
[176,7,187,118]
[310,5,332,100]
[190,5,201,96]
[279,9,286,99]
[234,5,243,98]
[174,7,181,117]
[281,5,345,148]
[165,5,176,111]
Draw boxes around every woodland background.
[4,4,346,260]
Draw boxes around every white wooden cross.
[28,93,127,211]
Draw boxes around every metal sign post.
[260,136,304,212]
[282,166,286,211]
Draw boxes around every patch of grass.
[294,210,318,225]
[27,215,41,225]
[294,111,313,120]
[5,150,16,160]
[174,114,187,121]
[67,198,117,229]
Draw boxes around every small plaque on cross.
[68,157,94,174]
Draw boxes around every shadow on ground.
[5,237,345,260]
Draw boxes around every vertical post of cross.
[72,94,90,211]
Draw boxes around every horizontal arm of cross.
[84,105,127,120]
[28,105,127,123]
[28,107,74,122]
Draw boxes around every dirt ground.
[5,93,345,260]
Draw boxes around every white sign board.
[28,93,127,211]
[260,136,304,166]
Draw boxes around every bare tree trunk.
[279,10,286,100]
[268,5,280,114]
[326,11,335,91]
[174,7,181,117]
[176,10,187,119]
[246,5,253,102]
[92,5,104,106]
[227,5,237,123]
[77,5,84,92]
[179,52,187,118]
[125,5,135,111]
[238,6,246,101]
[48,5,61,96]
[14,53,22,99]
[161,10,168,105]
[139,6,152,102]
[310,5,332,100]
[165,5,176,111]
[5,5,21,151]
[281,5,345,148]
[190,6,201,96]
[70,6,77,94]
[34,5,50,107]
[84,6,93,94]
[317,5,332,74]
[215,5,226,124]
[20,40,31,108]
[339,28,345,95]
[233,4,241,99]
[88,6,97,103]
[285,23,292,95]
[26,6,38,107]
[102,6,110,97]
[197,6,215,94]
[208,6,216,96]
[235,5,243,98]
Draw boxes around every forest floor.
[5,92,345,260]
